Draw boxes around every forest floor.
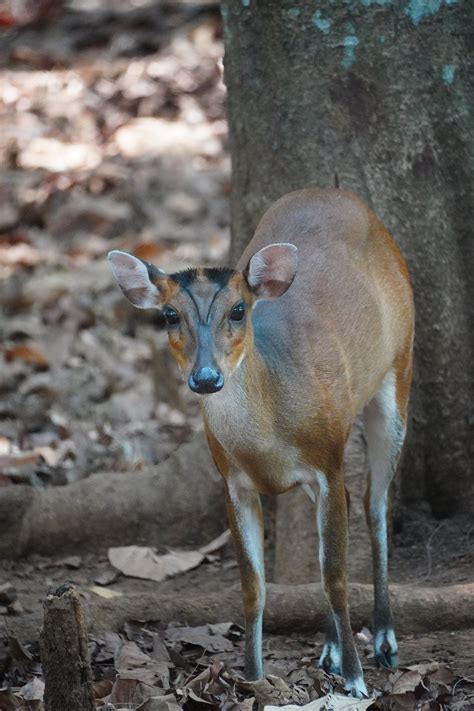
[0,1,473,709]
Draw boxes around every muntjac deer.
[109,187,414,698]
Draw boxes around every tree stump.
[39,583,95,711]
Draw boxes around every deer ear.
[108,250,165,309]
[246,243,298,299]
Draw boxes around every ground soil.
[1,504,473,685]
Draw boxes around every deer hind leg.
[319,610,341,674]
[317,471,367,697]
[363,368,409,669]
[319,485,350,676]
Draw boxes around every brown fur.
[124,188,414,694]
[206,188,413,693]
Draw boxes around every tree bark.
[39,584,95,711]
[222,0,473,522]
[0,432,226,558]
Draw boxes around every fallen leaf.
[180,662,235,706]
[429,666,456,687]
[18,677,44,701]
[207,622,240,636]
[0,243,40,273]
[186,688,215,705]
[115,641,171,690]
[165,625,233,653]
[108,530,231,583]
[238,675,308,707]
[449,694,474,711]
[18,138,102,172]
[0,437,11,455]
[33,443,75,467]
[110,676,157,707]
[378,692,416,709]
[0,689,21,711]
[113,117,222,158]
[93,679,113,700]
[0,10,16,26]
[94,568,119,586]
[133,242,165,262]
[117,641,154,669]
[108,546,204,583]
[0,451,41,469]
[232,698,256,710]
[89,586,123,599]
[182,665,213,693]
[264,693,374,710]
[93,632,122,663]
[136,694,181,711]
[4,345,49,369]
[388,669,423,695]
[116,668,164,687]
[356,627,373,644]
[405,662,439,676]
[151,636,172,663]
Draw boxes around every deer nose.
[188,367,224,394]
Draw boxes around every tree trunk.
[222,0,473,527]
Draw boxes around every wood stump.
[39,583,95,711]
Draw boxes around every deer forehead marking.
[170,267,238,324]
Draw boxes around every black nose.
[188,367,224,394]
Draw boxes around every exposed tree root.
[0,433,226,558]
[6,582,474,642]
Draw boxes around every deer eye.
[164,307,180,326]
[230,302,245,322]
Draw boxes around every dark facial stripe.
[180,287,202,322]
[184,285,227,325]
[205,287,225,323]
[170,267,236,290]
[169,267,238,323]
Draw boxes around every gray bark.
[222,0,473,521]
